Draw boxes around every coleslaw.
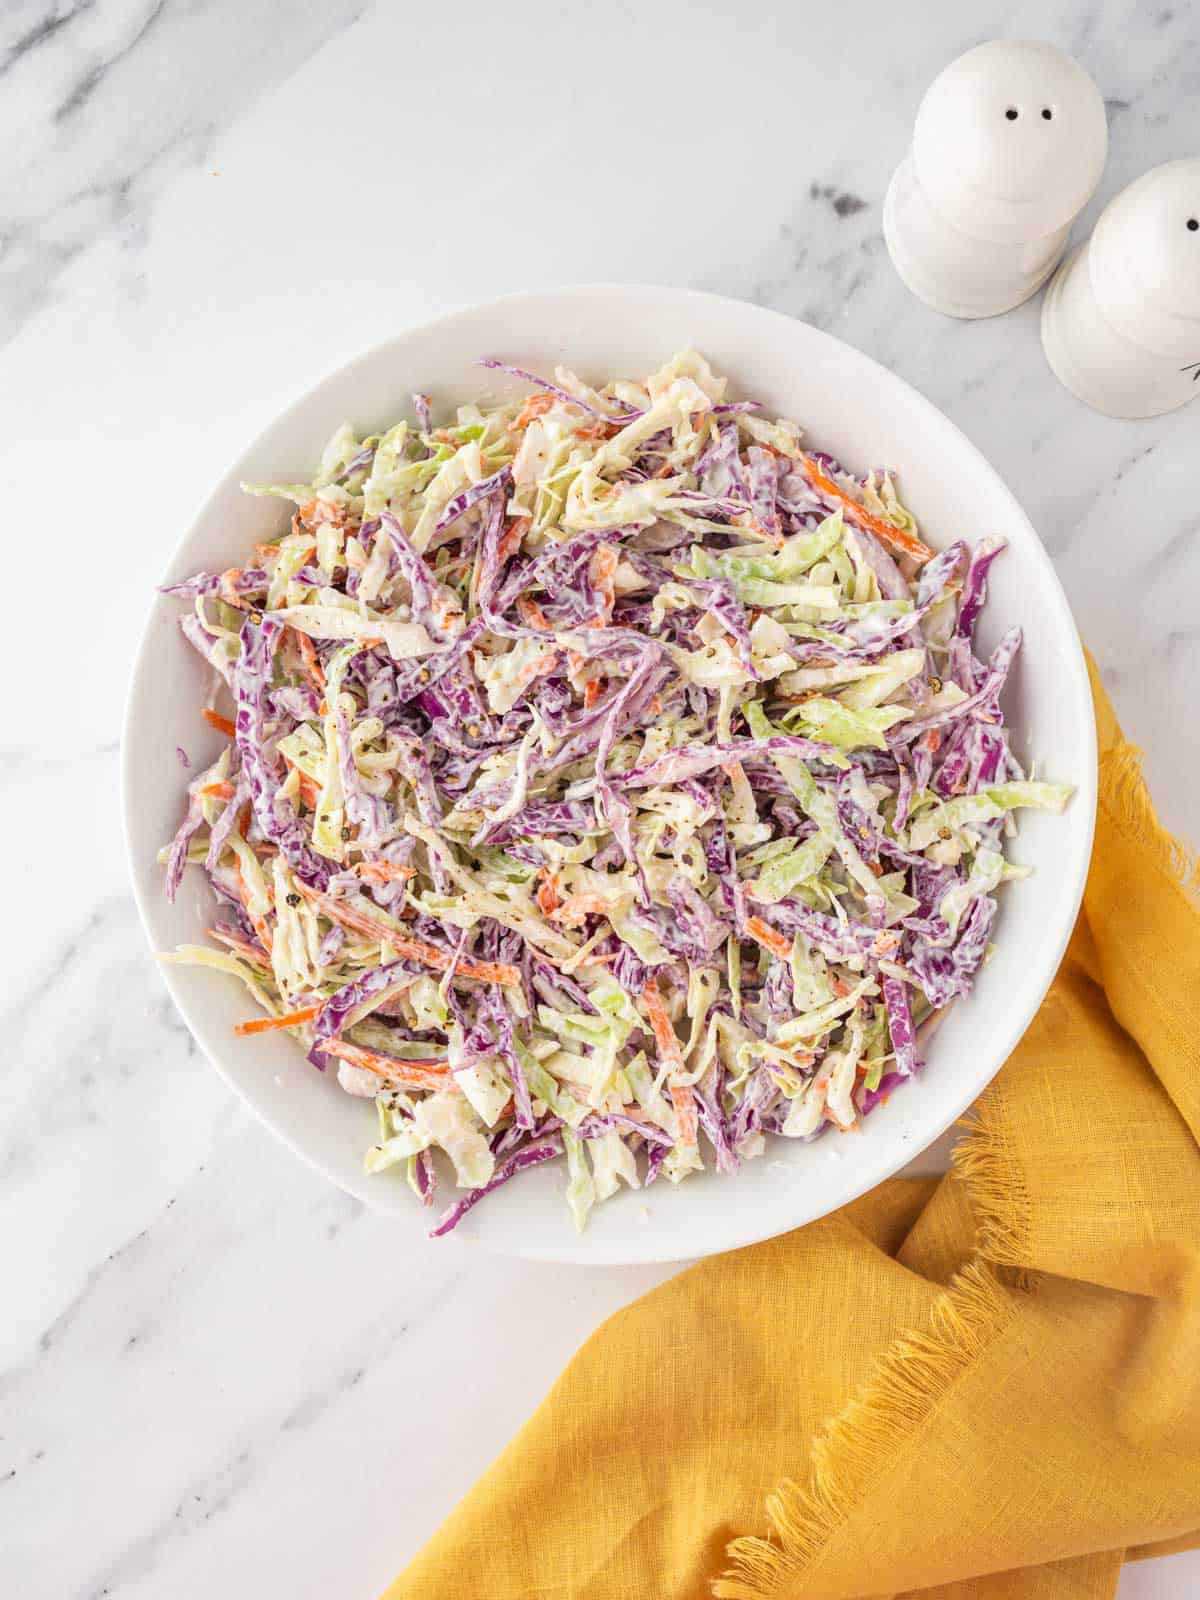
[159,350,1071,1234]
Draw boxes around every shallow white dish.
[123,284,1096,1265]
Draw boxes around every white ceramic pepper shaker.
[1041,159,1200,417]
[884,40,1108,319]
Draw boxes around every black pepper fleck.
[286,893,301,907]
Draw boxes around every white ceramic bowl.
[124,285,1096,1265]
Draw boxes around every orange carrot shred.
[202,708,237,738]
[320,1039,455,1092]
[641,978,684,1069]
[517,596,553,631]
[670,1081,699,1146]
[798,454,934,564]
[205,926,270,965]
[294,883,520,986]
[355,861,417,885]
[498,516,531,560]
[745,915,794,961]
[293,628,326,691]
[199,781,236,800]
[233,1004,322,1037]
[536,870,561,917]
[512,393,557,429]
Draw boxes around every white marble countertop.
[4,2,1198,1595]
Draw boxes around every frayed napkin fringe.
[714,1261,1018,1598]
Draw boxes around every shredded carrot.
[199,781,236,800]
[647,694,664,717]
[721,758,748,786]
[670,1081,699,1145]
[641,978,684,1069]
[798,453,934,564]
[321,1038,454,1092]
[294,883,520,986]
[233,862,274,957]
[745,915,794,961]
[218,568,251,609]
[498,515,531,560]
[355,861,417,885]
[234,1004,322,1037]
[536,870,561,917]
[512,393,557,429]
[831,975,853,998]
[298,498,347,530]
[202,708,237,738]
[517,596,554,631]
[921,728,942,754]
[293,628,326,691]
[583,679,601,709]
[550,892,614,929]
[296,771,322,810]
[205,926,270,965]
[589,544,619,626]
[253,542,281,562]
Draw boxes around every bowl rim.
[122,282,1097,1264]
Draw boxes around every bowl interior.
[124,285,1096,1264]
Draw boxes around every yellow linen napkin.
[385,661,1200,1600]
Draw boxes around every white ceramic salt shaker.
[884,40,1108,319]
[1041,159,1200,417]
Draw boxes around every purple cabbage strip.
[432,465,513,538]
[761,900,885,962]
[476,358,640,422]
[429,1132,564,1237]
[414,1148,437,1206]
[955,536,1006,641]
[165,789,205,903]
[895,626,1022,743]
[204,773,249,874]
[233,617,333,889]
[664,875,731,956]
[744,445,781,538]
[860,1070,907,1116]
[882,975,921,1078]
[846,525,909,603]
[616,734,838,791]
[334,445,375,484]
[309,960,416,1070]
[916,540,968,608]
[577,1113,673,1149]
[482,989,535,1132]
[179,613,235,686]
[379,512,464,639]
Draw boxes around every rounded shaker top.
[1089,158,1200,356]
[912,40,1108,241]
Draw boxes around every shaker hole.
[1041,107,1053,120]
[1005,107,1019,121]
[1188,218,1199,232]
